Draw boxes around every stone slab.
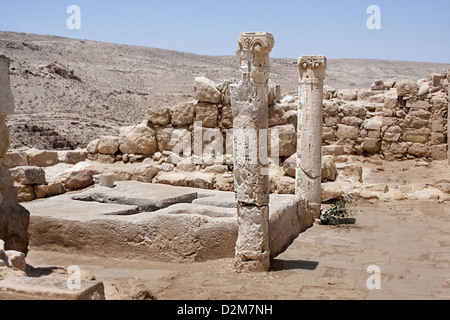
[0,277,105,300]
[70,180,199,212]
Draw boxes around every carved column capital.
[298,56,327,83]
[236,32,275,84]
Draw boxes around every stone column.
[296,56,327,219]
[0,55,30,254]
[230,32,274,272]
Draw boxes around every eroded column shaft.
[296,56,327,219]
[231,32,274,272]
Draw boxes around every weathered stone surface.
[0,277,105,300]
[408,143,430,157]
[0,119,9,159]
[195,102,219,128]
[431,144,447,160]
[322,145,344,156]
[337,124,359,141]
[153,172,187,187]
[337,89,357,101]
[396,79,419,97]
[403,128,431,144]
[186,172,216,190]
[55,162,98,191]
[34,182,65,199]
[156,128,191,153]
[337,163,363,182]
[270,124,296,157]
[145,106,171,126]
[2,151,28,169]
[26,149,58,167]
[119,124,157,155]
[97,136,119,155]
[170,101,196,126]
[321,182,343,203]
[0,202,30,254]
[58,150,87,165]
[4,250,26,271]
[363,138,382,154]
[86,139,99,154]
[15,183,35,202]
[341,103,367,117]
[9,166,46,186]
[194,77,221,103]
[321,156,337,182]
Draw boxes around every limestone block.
[417,82,430,96]
[322,127,336,142]
[282,154,296,178]
[133,163,161,183]
[145,106,171,126]
[402,128,430,144]
[431,144,447,160]
[26,149,58,167]
[363,116,383,131]
[186,172,216,190]
[272,176,295,195]
[58,149,87,165]
[86,139,99,154]
[194,77,221,103]
[156,128,191,153]
[342,117,363,127]
[220,105,233,128]
[55,163,98,191]
[0,56,14,116]
[323,101,339,116]
[431,118,444,133]
[363,138,382,154]
[176,157,197,172]
[340,103,367,117]
[388,142,409,155]
[431,132,445,145]
[323,85,336,100]
[406,100,431,110]
[337,124,359,141]
[170,101,196,126]
[408,143,430,157]
[321,182,343,203]
[15,183,35,202]
[322,145,344,157]
[217,79,238,106]
[119,124,157,155]
[395,79,419,97]
[2,151,28,169]
[404,115,429,129]
[10,166,46,186]
[268,104,287,127]
[5,250,26,271]
[337,163,363,182]
[153,172,187,187]
[270,124,296,157]
[321,156,337,182]
[34,182,65,199]
[0,201,30,254]
[97,136,119,155]
[337,89,357,101]
[195,102,219,128]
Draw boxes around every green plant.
[320,193,357,226]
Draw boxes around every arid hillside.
[1,31,449,150]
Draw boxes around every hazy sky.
[1,0,449,63]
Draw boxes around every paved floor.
[25,198,450,300]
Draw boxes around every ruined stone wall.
[323,72,449,161]
[85,71,449,165]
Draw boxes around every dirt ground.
[24,159,450,300]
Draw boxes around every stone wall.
[85,71,449,166]
[323,72,449,161]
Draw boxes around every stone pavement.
[274,199,450,300]
[23,198,450,300]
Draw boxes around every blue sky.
[1,0,449,62]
